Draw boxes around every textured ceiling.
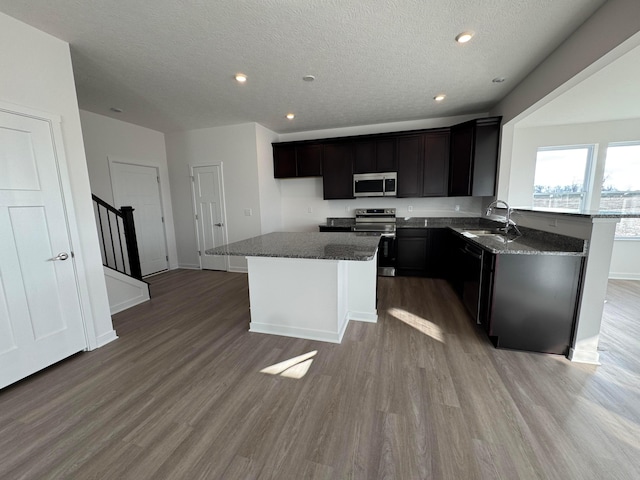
[0,0,607,134]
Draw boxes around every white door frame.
[189,162,230,271]
[108,156,170,275]
[0,100,95,349]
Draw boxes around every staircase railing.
[92,194,142,280]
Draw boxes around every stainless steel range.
[354,208,397,276]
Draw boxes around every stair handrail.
[92,194,142,280]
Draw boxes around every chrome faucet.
[486,200,521,236]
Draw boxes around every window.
[600,143,640,238]
[533,146,595,211]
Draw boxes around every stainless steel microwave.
[353,172,397,197]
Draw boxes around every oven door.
[378,234,396,276]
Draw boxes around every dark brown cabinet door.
[448,117,501,197]
[354,138,396,173]
[396,228,429,276]
[273,144,297,178]
[423,130,450,197]
[322,143,354,199]
[354,141,376,173]
[471,120,500,196]
[448,124,474,196]
[396,135,424,197]
[375,138,396,172]
[296,144,323,177]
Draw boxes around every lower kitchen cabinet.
[396,228,449,277]
[484,254,583,355]
[450,232,584,355]
[396,229,429,276]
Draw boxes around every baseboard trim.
[177,263,201,270]
[349,311,378,323]
[568,347,601,365]
[608,272,640,280]
[249,321,342,343]
[91,330,118,350]
[229,266,248,274]
[110,294,150,315]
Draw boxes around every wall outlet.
[408,206,413,212]
[307,206,313,213]
[549,219,558,227]
[345,206,350,213]
[455,205,460,212]
[244,208,252,216]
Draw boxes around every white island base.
[246,254,378,343]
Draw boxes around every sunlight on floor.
[260,350,317,379]
[387,307,445,343]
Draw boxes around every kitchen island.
[206,232,380,343]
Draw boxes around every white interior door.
[0,109,87,389]
[110,162,168,276]
[192,165,227,271]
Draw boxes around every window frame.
[601,141,640,240]
[533,144,596,212]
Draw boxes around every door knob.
[215,223,224,227]
[53,252,69,261]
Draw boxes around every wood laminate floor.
[1,270,639,479]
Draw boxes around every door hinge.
[157,176,160,183]
[195,213,198,220]
[166,255,169,261]
[198,250,201,256]
[190,175,195,182]
[161,216,164,223]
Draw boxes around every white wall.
[255,123,282,234]
[79,110,178,269]
[0,12,114,347]
[506,119,640,278]
[165,123,265,271]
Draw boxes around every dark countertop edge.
[205,250,376,262]
[513,208,640,219]
[205,232,380,262]
[449,228,587,257]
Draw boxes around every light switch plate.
[244,208,252,216]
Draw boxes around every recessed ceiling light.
[110,107,123,113]
[433,94,446,102]
[455,31,474,44]
[235,73,247,83]
[302,75,315,82]
[286,113,295,120]
[492,77,506,83]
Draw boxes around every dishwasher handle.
[461,244,483,260]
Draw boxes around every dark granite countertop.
[450,227,587,256]
[319,216,587,255]
[205,232,381,261]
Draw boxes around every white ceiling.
[0,0,607,134]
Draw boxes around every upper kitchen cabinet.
[354,137,397,173]
[273,142,323,178]
[273,144,297,178]
[423,129,450,197]
[322,142,354,199]
[397,129,450,198]
[397,134,424,197]
[448,117,501,197]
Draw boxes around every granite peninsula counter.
[206,232,381,343]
